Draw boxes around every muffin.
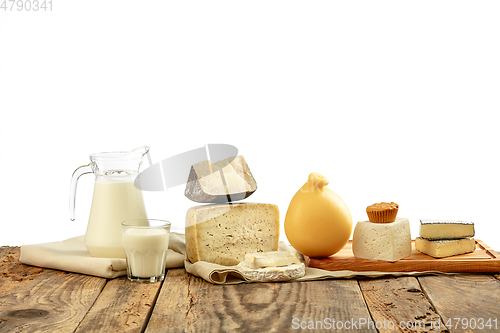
[366,202,399,223]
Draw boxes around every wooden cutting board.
[304,240,500,273]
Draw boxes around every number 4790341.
[1,0,52,11]
[444,318,498,330]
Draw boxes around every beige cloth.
[185,263,444,285]
[21,234,445,283]
[183,242,446,284]
[20,233,186,278]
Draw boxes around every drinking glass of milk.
[122,219,171,283]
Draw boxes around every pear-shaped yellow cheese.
[284,173,352,257]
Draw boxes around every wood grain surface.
[2,246,500,333]
[0,247,45,297]
[419,274,500,333]
[359,276,447,332]
[147,268,377,333]
[306,240,500,273]
[144,268,192,333]
[0,249,106,333]
[75,276,163,333]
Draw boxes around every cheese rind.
[352,217,411,262]
[415,237,476,258]
[244,251,301,269]
[185,203,279,266]
[419,219,474,240]
[185,155,257,203]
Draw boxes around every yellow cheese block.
[415,237,476,258]
[185,203,279,266]
[419,219,474,240]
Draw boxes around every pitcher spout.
[127,145,150,158]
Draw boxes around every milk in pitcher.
[85,177,148,258]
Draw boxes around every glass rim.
[121,219,171,228]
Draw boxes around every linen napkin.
[183,241,446,284]
[21,234,444,283]
[20,233,186,279]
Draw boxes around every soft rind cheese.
[419,219,475,240]
[244,251,301,269]
[236,250,305,282]
[352,217,411,262]
[236,262,306,282]
[415,237,476,258]
[185,203,279,266]
[185,155,257,203]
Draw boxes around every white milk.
[85,179,148,258]
[123,228,170,278]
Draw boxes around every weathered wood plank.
[418,274,500,333]
[0,247,10,256]
[144,268,193,333]
[358,276,447,332]
[75,276,162,333]
[0,247,106,333]
[147,269,376,333]
[0,247,45,302]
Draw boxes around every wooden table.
[1,246,499,333]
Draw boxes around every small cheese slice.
[185,203,279,266]
[415,237,476,258]
[236,250,305,282]
[236,262,305,282]
[352,217,411,262]
[185,155,257,203]
[419,219,475,240]
[244,251,301,269]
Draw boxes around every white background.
[1,1,499,252]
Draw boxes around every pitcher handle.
[69,163,93,221]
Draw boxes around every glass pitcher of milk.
[70,146,150,258]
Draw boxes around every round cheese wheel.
[284,173,352,257]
